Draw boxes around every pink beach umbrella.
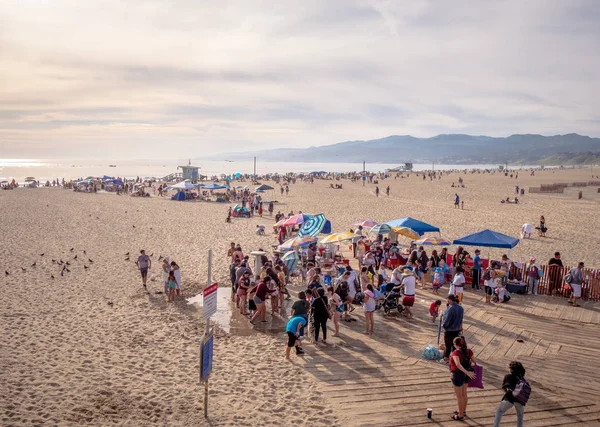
[273,217,289,228]
[355,220,378,228]
[282,213,313,227]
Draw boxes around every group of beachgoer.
[135,250,181,301]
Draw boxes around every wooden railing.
[508,264,600,301]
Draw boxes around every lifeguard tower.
[178,161,201,183]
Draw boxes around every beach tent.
[202,183,228,190]
[384,217,440,235]
[169,180,196,190]
[453,229,519,249]
[255,184,274,191]
[171,191,187,201]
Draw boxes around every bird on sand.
[125,256,130,261]
[40,253,45,256]
[21,267,26,272]
[84,265,89,270]
[70,248,74,252]
[107,301,114,307]
[31,262,36,267]
[150,253,153,257]
[5,271,9,276]
[158,255,163,261]
[125,252,130,256]
[66,261,71,266]
[52,259,56,264]
[88,259,94,263]
[51,275,55,279]
[73,255,78,260]
[66,268,71,273]
[83,250,86,255]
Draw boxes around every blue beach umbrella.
[298,214,328,237]
[282,251,300,273]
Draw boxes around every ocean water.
[0,158,540,182]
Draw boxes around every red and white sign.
[202,282,218,320]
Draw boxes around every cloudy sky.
[1,0,599,159]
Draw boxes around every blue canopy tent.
[384,217,440,236]
[453,229,519,249]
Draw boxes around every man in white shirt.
[449,266,466,303]
[400,268,416,318]
[352,226,363,257]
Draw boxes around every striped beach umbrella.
[355,220,378,228]
[392,226,420,240]
[370,224,392,235]
[299,214,327,237]
[273,217,289,228]
[319,231,357,244]
[282,250,300,273]
[282,213,313,227]
[415,236,451,246]
[278,236,317,251]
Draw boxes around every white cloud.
[0,0,599,159]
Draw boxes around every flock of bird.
[4,246,161,280]
[4,248,94,279]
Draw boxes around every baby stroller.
[379,283,405,315]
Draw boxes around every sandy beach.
[1,167,599,426]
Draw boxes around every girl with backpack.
[493,361,529,427]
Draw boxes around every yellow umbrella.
[392,226,420,240]
[319,231,358,244]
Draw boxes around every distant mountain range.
[213,133,600,165]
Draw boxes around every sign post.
[200,249,216,418]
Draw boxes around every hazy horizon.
[2,0,599,160]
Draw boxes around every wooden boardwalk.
[292,286,600,426]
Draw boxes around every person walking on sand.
[454,193,460,208]
[450,336,477,421]
[386,185,390,197]
[493,361,530,427]
[375,186,380,197]
[136,250,151,291]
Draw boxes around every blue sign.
[201,334,214,381]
